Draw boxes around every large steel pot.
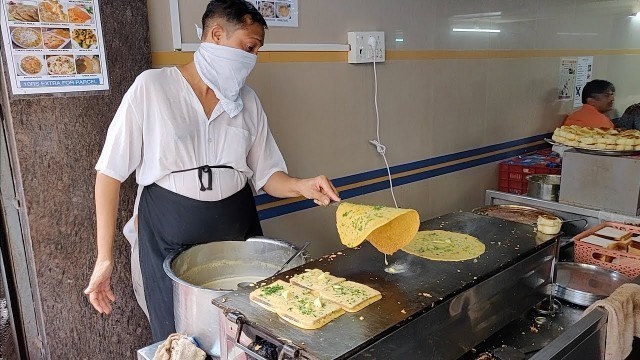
[163,237,309,357]
[526,174,561,201]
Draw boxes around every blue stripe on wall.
[256,135,551,220]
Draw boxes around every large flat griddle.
[213,212,558,359]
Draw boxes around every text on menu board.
[1,0,109,95]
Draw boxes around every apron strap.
[171,165,234,192]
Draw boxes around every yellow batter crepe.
[402,230,485,261]
[336,202,420,255]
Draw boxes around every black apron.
[138,165,262,341]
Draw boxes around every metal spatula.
[237,241,310,289]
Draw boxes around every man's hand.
[84,259,116,314]
[295,175,340,206]
[263,172,340,205]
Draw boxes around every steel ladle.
[237,241,311,289]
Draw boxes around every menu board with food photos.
[0,0,109,95]
[251,0,298,28]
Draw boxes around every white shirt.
[96,67,287,254]
[95,66,288,313]
[95,66,287,200]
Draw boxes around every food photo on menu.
[276,1,291,18]
[14,54,45,76]
[257,1,275,18]
[7,0,40,22]
[67,4,93,24]
[10,26,42,48]
[71,28,97,49]
[256,1,292,20]
[67,3,94,24]
[38,0,68,23]
[75,55,100,74]
[45,54,76,75]
[42,27,71,49]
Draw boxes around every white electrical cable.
[368,37,398,208]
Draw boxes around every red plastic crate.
[500,163,561,182]
[497,150,561,195]
[498,185,526,195]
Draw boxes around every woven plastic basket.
[574,222,640,278]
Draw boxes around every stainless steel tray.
[552,262,632,306]
[545,138,640,157]
[573,147,640,156]
[472,204,560,226]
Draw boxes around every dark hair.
[202,0,268,35]
[617,103,640,130]
[582,79,615,104]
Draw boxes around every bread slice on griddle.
[317,281,382,312]
[276,292,344,330]
[290,269,345,291]
[249,280,308,312]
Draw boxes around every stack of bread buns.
[536,215,562,235]
[551,125,640,151]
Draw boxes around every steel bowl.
[552,262,632,306]
[526,174,561,202]
[163,237,310,357]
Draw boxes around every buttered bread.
[318,281,382,312]
[290,269,345,291]
[249,280,307,312]
[277,292,345,330]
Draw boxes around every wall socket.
[347,31,385,64]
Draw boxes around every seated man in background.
[563,79,616,128]
[614,103,640,130]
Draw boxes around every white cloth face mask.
[194,42,257,118]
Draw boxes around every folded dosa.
[336,202,420,255]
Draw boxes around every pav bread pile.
[536,215,562,235]
[552,125,640,151]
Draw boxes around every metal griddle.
[213,212,560,359]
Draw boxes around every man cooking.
[563,79,616,128]
[84,0,340,342]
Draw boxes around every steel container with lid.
[526,174,561,201]
[163,237,309,357]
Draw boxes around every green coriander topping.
[261,284,284,296]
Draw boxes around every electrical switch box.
[347,31,385,64]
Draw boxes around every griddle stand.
[224,310,304,360]
[215,212,560,360]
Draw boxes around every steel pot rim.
[162,237,309,293]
